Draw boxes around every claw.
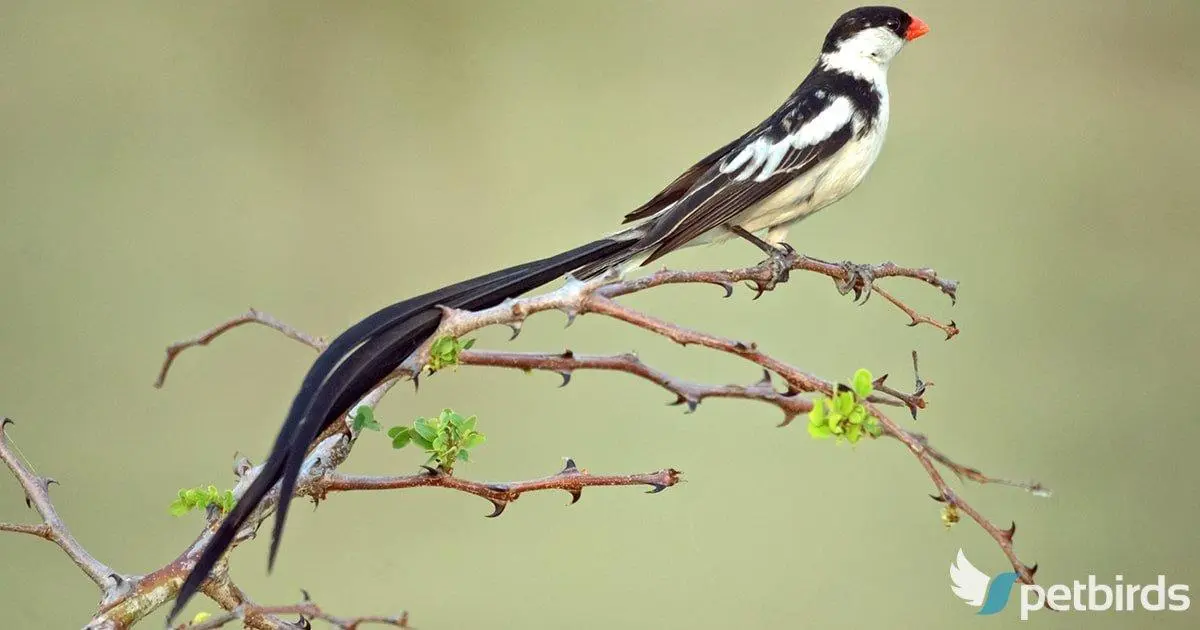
[837,261,876,304]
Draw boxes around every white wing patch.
[949,549,990,607]
[719,97,853,183]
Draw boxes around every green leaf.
[430,337,453,356]
[432,433,448,452]
[410,432,434,450]
[387,425,407,439]
[808,396,827,425]
[852,368,874,398]
[352,407,380,432]
[835,391,855,416]
[462,415,477,433]
[846,424,863,444]
[413,418,438,441]
[456,450,471,462]
[169,499,190,516]
[461,432,486,450]
[391,430,412,449]
[448,411,467,431]
[461,338,476,350]
[848,405,867,425]
[807,422,833,439]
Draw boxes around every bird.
[168,5,928,622]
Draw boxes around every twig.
[317,459,682,517]
[0,418,123,599]
[184,601,408,630]
[458,349,815,424]
[154,308,326,388]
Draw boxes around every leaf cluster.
[387,408,486,473]
[807,368,882,444]
[427,335,476,373]
[169,485,235,516]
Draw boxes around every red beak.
[904,15,930,41]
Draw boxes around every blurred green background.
[2,1,1198,628]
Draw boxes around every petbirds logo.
[950,549,1019,615]
[949,549,1191,620]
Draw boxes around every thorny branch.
[0,418,123,602]
[1,252,1044,628]
[318,459,682,518]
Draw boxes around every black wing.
[638,89,856,265]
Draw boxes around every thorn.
[1002,521,1017,543]
[561,458,579,474]
[506,321,523,341]
[419,465,441,477]
[734,341,749,351]
[560,349,575,360]
[755,370,773,388]
[1025,563,1039,578]
[485,500,507,518]
[872,374,889,389]
[835,383,853,395]
[745,281,767,301]
[929,493,947,503]
[557,371,572,387]
[107,573,125,586]
[563,309,578,328]
[907,319,919,327]
[777,412,798,428]
[0,417,12,430]
[567,489,582,505]
[646,483,668,494]
[946,321,958,340]
[411,372,420,392]
[718,281,734,298]
[300,588,312,602]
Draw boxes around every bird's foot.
[749,242,798,300]
[836,260,876,304]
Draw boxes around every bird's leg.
[727,224,796,299]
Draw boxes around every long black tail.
[168,236,637,623]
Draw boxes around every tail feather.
[168,237,635,624]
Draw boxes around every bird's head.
[820,6,929,75]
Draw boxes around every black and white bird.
[169,5,928,622]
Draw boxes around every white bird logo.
[950,548,990,607]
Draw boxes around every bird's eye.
[886,19,898,28]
